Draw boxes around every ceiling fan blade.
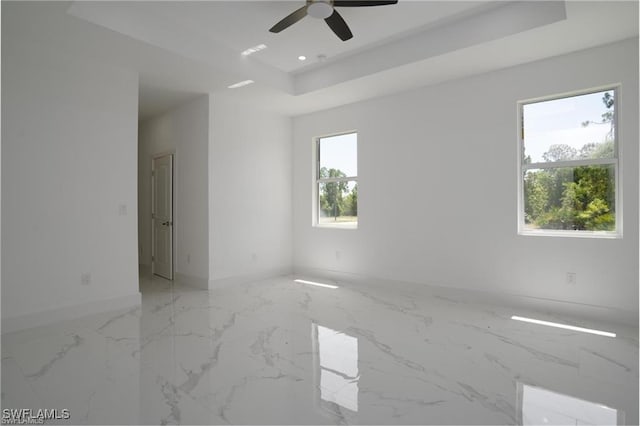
[269,5,308,33]
[333,0,398,6]
[325,9,353,41]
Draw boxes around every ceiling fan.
[269,0,399,42]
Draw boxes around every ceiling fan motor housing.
[307,1,334,19]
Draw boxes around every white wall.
[293,38,639,315]
[138,96,210,286]
[2,28,140,322]
[0,2,3,317]
[209,97,293,285]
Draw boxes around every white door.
[152,155,173,280]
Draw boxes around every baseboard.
[293,267,638,328]
[175,272,209,290]
[2,292,142,334]
[209,267,293,290]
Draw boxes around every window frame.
[516,85,622,238]
[313,130,358,229]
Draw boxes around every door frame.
[151,150,176,280]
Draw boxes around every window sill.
[518,229,621,239]
[314,223,358,230]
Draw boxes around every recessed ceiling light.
[294,279,338,289]
[511,315,616,337]
[298,55,307,61]
[241,44,267,56]
[227,80,254,89]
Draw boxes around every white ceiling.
[144,1,499,73]
[6,1,636,119]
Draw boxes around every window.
[518,88,619,237]
[315,132,358,228]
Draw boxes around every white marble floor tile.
[2,274,637,425]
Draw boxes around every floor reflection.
[518,383,620,425]
[313,323,359,413]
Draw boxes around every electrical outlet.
[335,250,341,261]
[566,272,577,285]
[118,204,127,216]
[251,253,258,263]
[81,273,91,286]
[187,254,191,264]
